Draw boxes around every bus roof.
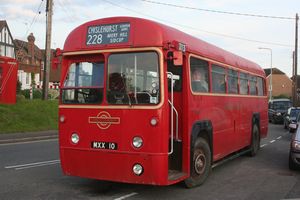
[63,16,265,76]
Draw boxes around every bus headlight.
[150,117,158,126]
[71,133,80,144]
[133,136,143,148]
[133,164,143,176]
[59,115,66,123]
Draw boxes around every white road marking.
[114,192,138,200]
[260,144,267,148]
[0,138,58,146]
[277,136,282,140]
[270,140,276,143]
[5,159,60,170]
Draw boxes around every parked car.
[268,99,292,124]
[283,107,300,129]
[289,122,300,170]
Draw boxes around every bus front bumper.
[60,147,170,185]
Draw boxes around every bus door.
[167,51,185,179]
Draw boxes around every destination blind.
[86,22,130,45]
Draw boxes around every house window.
[26,73,30,85]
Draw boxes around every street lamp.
[258,47,273,101]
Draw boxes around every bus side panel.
[187,95,235,161]
[187,95,268,162]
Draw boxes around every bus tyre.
[184,137,211,188]
[248,124,260,157]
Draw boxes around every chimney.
[27,33,35,64]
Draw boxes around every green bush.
[273,94,291,99]
[16,80,22,94]
[48,89,60,99]
[21,89,43,99]
[16,94,26,102]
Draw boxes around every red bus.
[58,17,268,187]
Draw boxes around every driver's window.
[107,52,160,105]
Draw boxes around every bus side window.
[249,75,257,95]
[239,72,248,95]
[190,57,209,93]
[228,69,238,94]
[257,77,264,96]
[212,65,226,93]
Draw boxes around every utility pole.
[292,51,295,105]
[294,13,299,106]
[42,0,53,100]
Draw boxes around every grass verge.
[0,99,58,133]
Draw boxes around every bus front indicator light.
[133,136,143,148]
[59,115,66,123]
[133,164,143,176]
[71,133,80,144]
[150,117,158,126]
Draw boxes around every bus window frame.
[62,61,105,105]
[60,47,165,109]
[239,72,249,95]
[211,64,227,94]
[188,53,267,98]
[106,51,161,106]
[189,55,210,94]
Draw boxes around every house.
[264,68,292,99]
[0,20,18,104]
[41,49,61,89]
[0,20,16,58]
[14,33,61,90]
[14,33,43,90]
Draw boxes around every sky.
[0,0,299,77]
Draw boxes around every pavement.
[0,130,58,144]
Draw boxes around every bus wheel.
[184,137,211,188]
[248,124,260,157]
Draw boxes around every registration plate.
[91,141,118,150]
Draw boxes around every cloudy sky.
[1,0,299,76]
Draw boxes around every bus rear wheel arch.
[184,137,211,188]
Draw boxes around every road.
[0,124,299,200]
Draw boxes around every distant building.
[14,33,43,90]
[0,20,18,104]
[14,33,60,90]
[264,68,292,99]
[41,49,60,89]
[0,20,16,58]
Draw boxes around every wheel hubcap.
[194,151,206,175]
